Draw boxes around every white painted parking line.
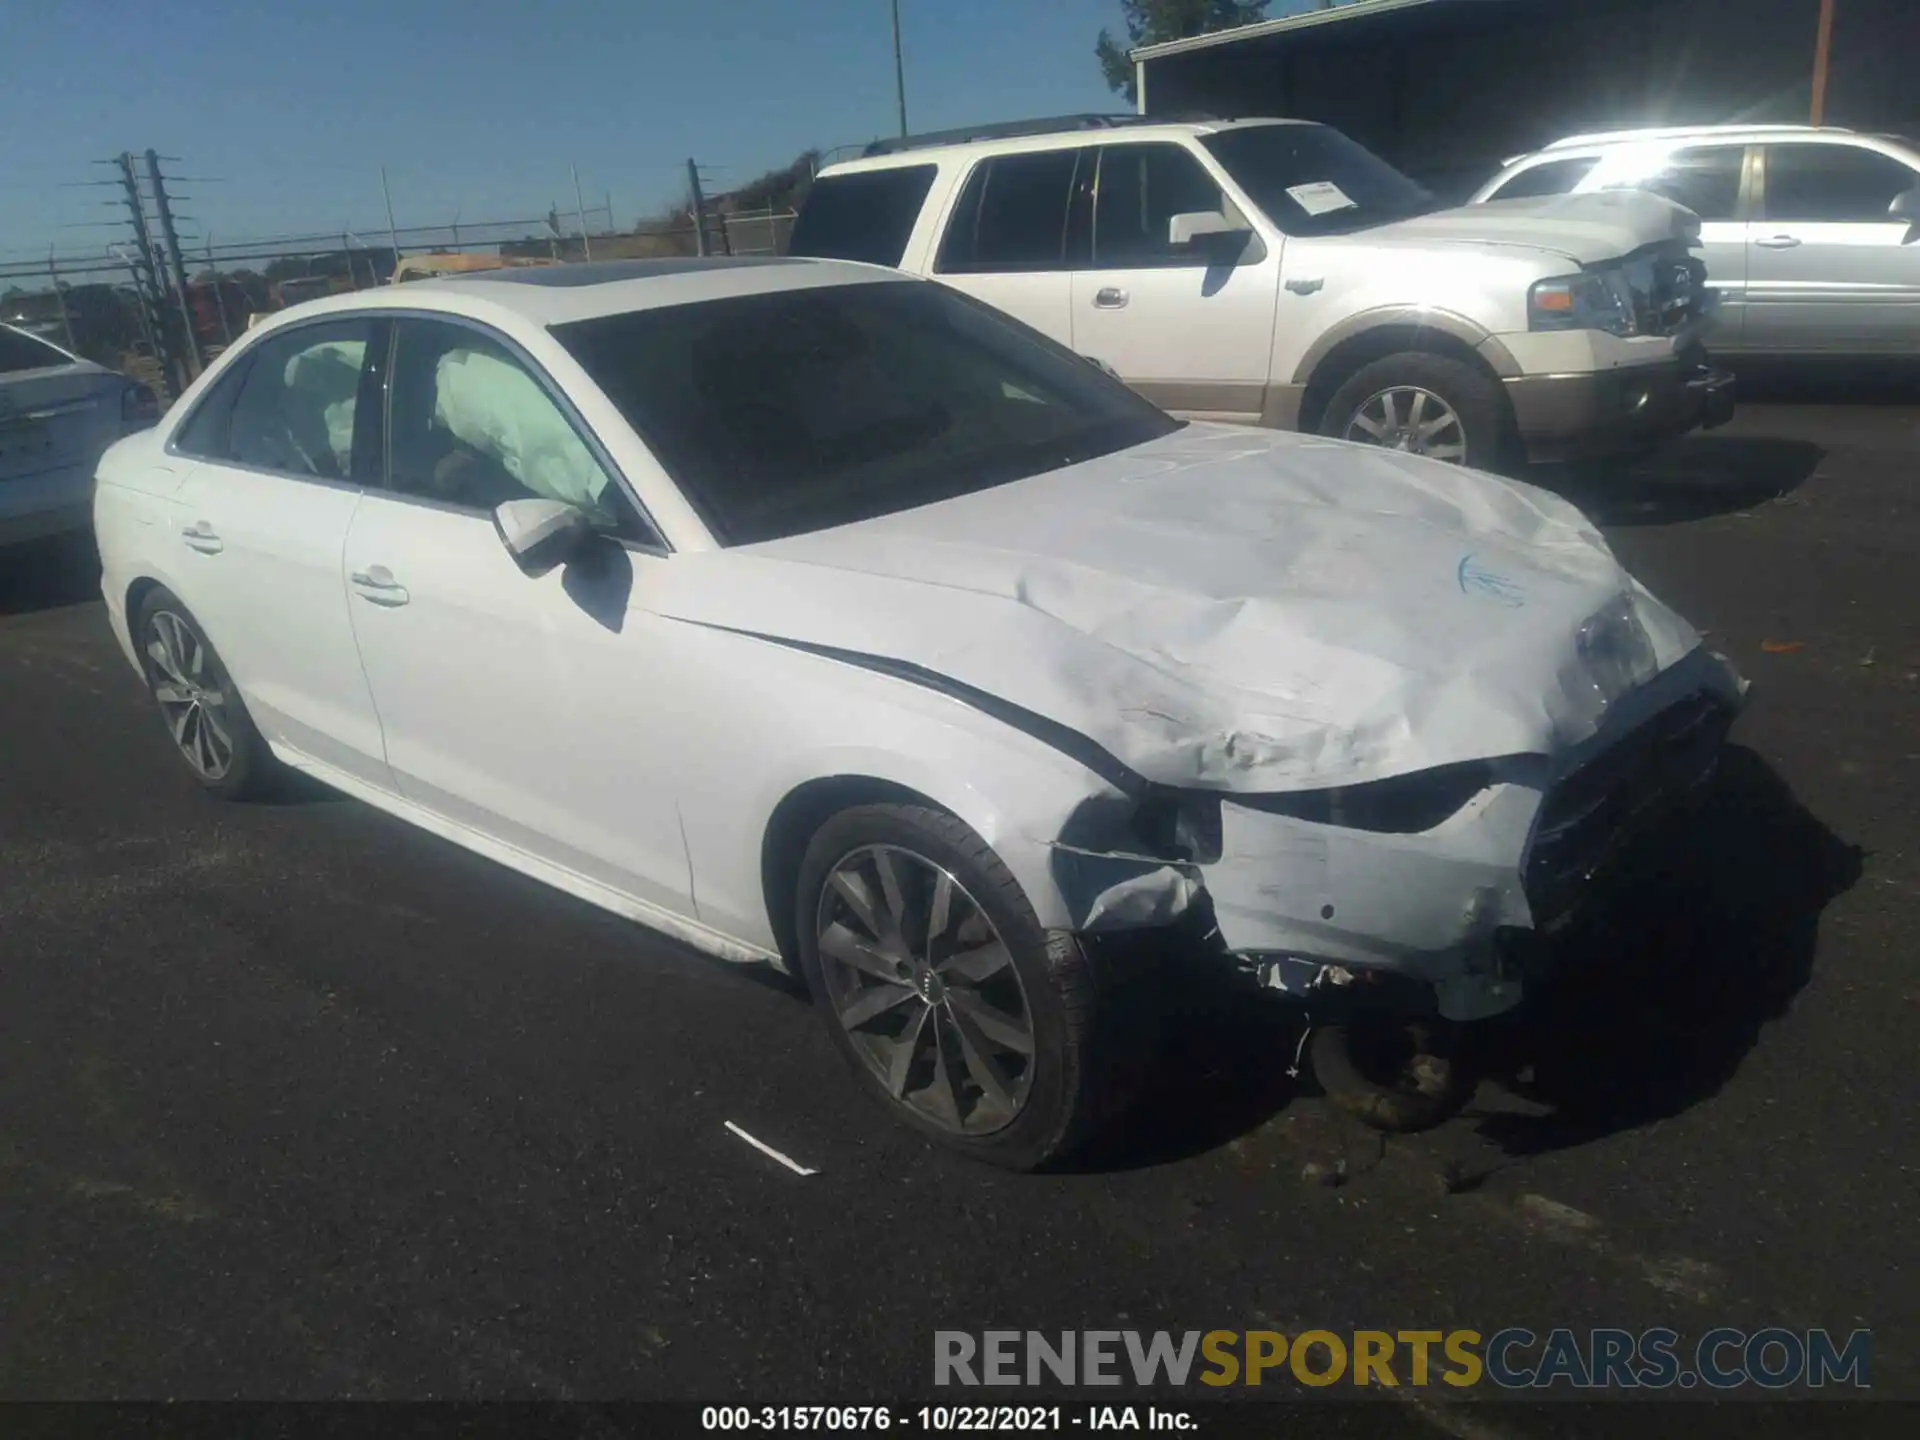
[724,1120,818,1176]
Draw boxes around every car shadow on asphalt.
[1073,745,1861,1176]
[0,532,103,617]
[1067,945,1309,1174]
[1543,434,1826,528]
[1723,356,1920,406]
[1469,744,1863,1160]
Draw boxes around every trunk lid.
[0,360,119,483]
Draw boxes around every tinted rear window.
[0,326,71,375]
[936,150,1084,273]
[787,165,937,268]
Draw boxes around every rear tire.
[132,586,275,800]
[794,803,1156,1170]
[1319,352,1514,472]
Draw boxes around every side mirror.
[492,496,595,577]
[1890,186,1920,222]
[1083,354,1123,380]
[1168,210,1249,247]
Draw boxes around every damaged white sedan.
[93,257,1745,1169]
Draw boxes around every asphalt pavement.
[1,395,1915,1423]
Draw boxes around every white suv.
[1473,124,1920,359]
[792,115,1735,470]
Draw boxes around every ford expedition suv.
[791,115,1735,470]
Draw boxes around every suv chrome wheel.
[1343,386,1468,462]
[814,843,1036,1135]
[144,609,235,781]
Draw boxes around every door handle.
[349,566,410,607]
[1755,235,1803,249]
[1092,286,1130,309]
[179,521,223,555]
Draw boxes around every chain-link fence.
[3,205,800,400]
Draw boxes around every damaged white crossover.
[93,257,1745,1169]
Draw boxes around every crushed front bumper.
[1191,655,1741,1023]
[1505,357,1736,466]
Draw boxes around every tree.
[1095,0,1271,105]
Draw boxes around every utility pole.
[204,234,231,344]
[380,166,403,265]
[572,164,594,262]
[1810,0,1837,125]
[890,0,909,138]
[146,150,203,373]
[112,152,176,388]
[47,246,77,354]
[687,158,709,257]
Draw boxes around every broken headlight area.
[1576,594,1659,707]
[1228,760,1497,835]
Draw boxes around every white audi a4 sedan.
[94,257,1745,1168]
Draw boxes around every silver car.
[1,323,159,547]
[1472,125,1920,358]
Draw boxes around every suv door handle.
[349,566,410,607]
[1092,286,1129,309]
[180,521,223,555]
[1755,235,1803,249]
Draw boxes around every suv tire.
[1320,352,1514,472]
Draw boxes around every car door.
[929,148,1083,348]
[1747,140,1920,354]
[1582,143,1750,351]
[163,316,392,785]
[1070,140,1281,422]
[339,314,694,916]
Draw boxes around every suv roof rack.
[1544,123,1845,150]
[860,112,1221,158]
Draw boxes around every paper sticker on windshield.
[1286,181,1357,217]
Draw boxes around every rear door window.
[176,320,375,480]
[1764,143,1919,222]
[787,164,937,268]
[936,150,1084,274]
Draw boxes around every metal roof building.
[1133,0,1919,199]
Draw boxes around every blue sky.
[0,0,1324,264]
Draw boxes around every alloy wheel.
[144,610,235,781]
[814,844,1036,1135]
[1343,385,1468,462]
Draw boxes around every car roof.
[819,117,1313,175]
[246,255,909,332]
[1537,123,1859,153]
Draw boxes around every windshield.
[1201,124,1436,236]
[551,280,1180,546]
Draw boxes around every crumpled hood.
[646,426,1740,794]
[1372,189,1698,266]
